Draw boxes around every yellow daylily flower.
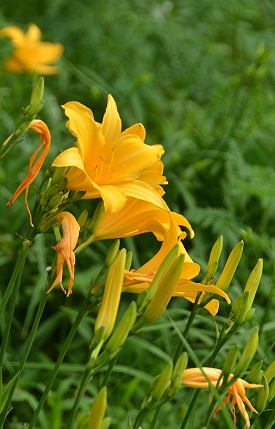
[6,119,51,226]
[0,24,64,75]
[47,212,80,296]
[182,367,262,429]
[83,197,193,244]
[123,218,230,315]
[52,95,168,214]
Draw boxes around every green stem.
[67,367,93,429]
[0,240,31,371]
[28,289,94,429]
[179,390,200,429]
[0,240,30,321]
[0,290,48,428]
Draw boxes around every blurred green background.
[1,0,275,427]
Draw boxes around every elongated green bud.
[88,387,108,429]
[151,361,173,401]
[244,259,263,311]
[100,418,111,429]
[268,378,275,403]
[46,184,59,199]
[222,345,239,380]
[256,375,269,413]
[46,193,63,211]
[23,100,44,119]
[68,190,86,202]
[138,254,184,326]
[105,302,137,355]
[57,177,68,192]
[204,236,223,283]
[84,217,94,232]
[234,291,250,326]
[125,251,133,271]
[170,352,188,395]
[78,209,89,228]
[215,241,244,291]
[247,360,263,384]
[94,249,126,342]
[30,76,44,105]
[265,360,275,383]
[89,201,105,234]
[235,328,259,378]
[51,167,68,185]
[105,240,120,267]
[144,244,179,305]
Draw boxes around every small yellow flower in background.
[47,212,80,296]
[181,367,262,429]
[6,119,51,225]
[0,24,64,75]
[123,217,230,314]
[52,95,168,214]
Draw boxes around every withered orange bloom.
[0,24,64,75]
[47,212,80,296]
[181,367,262,429]
[6,120,51,226]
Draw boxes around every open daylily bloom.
[87,197,194,243]
[6,119,51,226]
[47,212,80,296]
[182,367,262,429]
[123,218,230,315]
[0,24,64,74]
[52,95,168,214]
[123,217,230,315]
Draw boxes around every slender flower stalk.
[0,24,64,74]
[6,120,51,226]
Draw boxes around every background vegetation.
[0,0,275,427]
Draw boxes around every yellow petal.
[101,94,122,145]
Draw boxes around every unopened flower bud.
[51,167,68,185]
[215,241,244,291]
[234,291,250,326]
[256,375,269,413]
[68,190,86,202]
[204,236,223,283]
[78,209,89,228]
[105,240,120,267]
[267,378,275,403]
[265,360,275,384]
[222,345,239,380]
[136,253,184,328]
[88,387,108,429]
[151,361,173,402]
[23,100,45,119]
[46,184,59,199]
[125,251,133,271]
[235,328,259,378]
[46,192,63,211]
[30,76,44,105]
[94,249,126,342]
[84,217,95,232]
[105,302,137,355]
[57,177,68,192]
[170,352,188,395]
[243,259,263,311]
[247,361,263,384]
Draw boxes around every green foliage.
[1,0,275,428]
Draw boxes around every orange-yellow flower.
[75,197,194,255]
[0,24,64,74]
[47,212,80,296]
[6,119,51,226]
[181,367,262,429]
[52,95,168,214]
[123,217,230,315]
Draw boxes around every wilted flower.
[0,23,64,74]
[181,367,262,429]
[47,212,80,296]
[52,95,168,214]
[6,120,51,225]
